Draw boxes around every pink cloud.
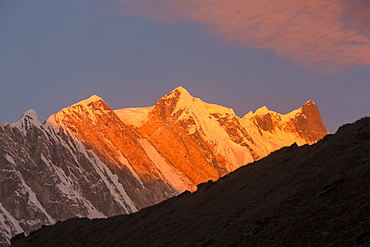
[110,0,370,74]
[340,0,370,31]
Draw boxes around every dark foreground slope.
[11,118,370,247]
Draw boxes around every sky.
[1,0,369,133]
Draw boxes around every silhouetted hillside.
[11,117,370,247]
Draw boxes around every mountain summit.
[12,117,369,247]
[0,87,327,246]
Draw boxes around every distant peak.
[21,109,38,120]
[11,109,41,129]
[170,86,191,97]
[47,94,114,128]
[303,100,316,106]
[69,95,105,108]
[161,86,193,103]
[243,111,254,119]
[254,106,271,115]
[301,100,320,114]
[174,85,187,92]
[51,95,110,119]
[81,95,104,104]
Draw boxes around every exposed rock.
[11,117,370,247]
[0,87,328,246]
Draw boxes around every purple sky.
[1,0,369,133]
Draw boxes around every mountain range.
[0,87,327,246]
[11,117,369,247]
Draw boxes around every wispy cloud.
[109,0,370,74]
[340,0,370,33]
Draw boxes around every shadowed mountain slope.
[0,87,327,246]
[11,117,370,247]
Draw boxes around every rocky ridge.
[0,87,327,246]
[11,117,370,247]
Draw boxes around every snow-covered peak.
[242,106,274,119]
[243,104,303,123]
[302,100,319,111]
[164,86,192,102]
[17,109,40,125]
[153,86,238,121]
[172,86,190,96]
[71,95,104,108]
[46,94,112,131]
[304,100,315,106]
[254,106,271,116]
[9,109,41,133]
[55,95,109,117]
[169,87,234,117]
[243,111,254,119]
[243,101,315,121]
[282,100,318,122]
[22,109,38,120]
[152,86,195,118]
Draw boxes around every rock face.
[10,117,370,247]
[116,87,328,182]
[0,87,328,246]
